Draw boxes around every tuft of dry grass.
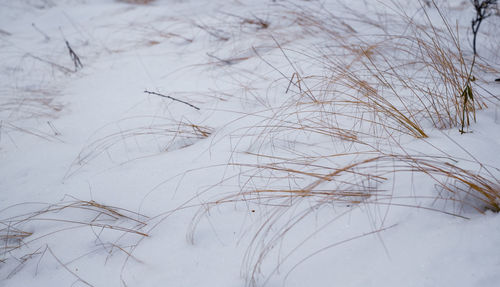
[0,197,149,278]
[398,154,500,212]
[281,0,496,137]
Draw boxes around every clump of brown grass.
[398,153,500,212]
[187,147,498,286]
[0,197,149,278]
[283,0,496,137]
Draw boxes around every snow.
[1,0,500,286]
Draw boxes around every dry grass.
[65,117,213,178]
[188,148,499,285]
[0,50,68,145]
[0,197,149,278]
[279,0,497,137]
[184,2,500,285]
[0,93,62,120]
[2,0,498,285]
[0,88,63,143]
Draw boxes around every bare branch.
[144,90,200,111]
[65,40,83,71]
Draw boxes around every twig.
[144,90,200,111]
[65,40,83,71]
[470,0,497,55]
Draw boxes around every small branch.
[144,90,200,111]
[470,0,497,55]
[65,40,83,71]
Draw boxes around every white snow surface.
[1,0,500,286]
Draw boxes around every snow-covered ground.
[1,0,500,286]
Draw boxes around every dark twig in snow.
[470,0,497,55]
[65,40,83,71]
[144,90,200,110]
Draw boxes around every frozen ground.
[1,0,500,286]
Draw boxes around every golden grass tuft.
[282,0,496,137]
[0,197,149,272]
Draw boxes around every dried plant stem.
[144,90,200,110]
